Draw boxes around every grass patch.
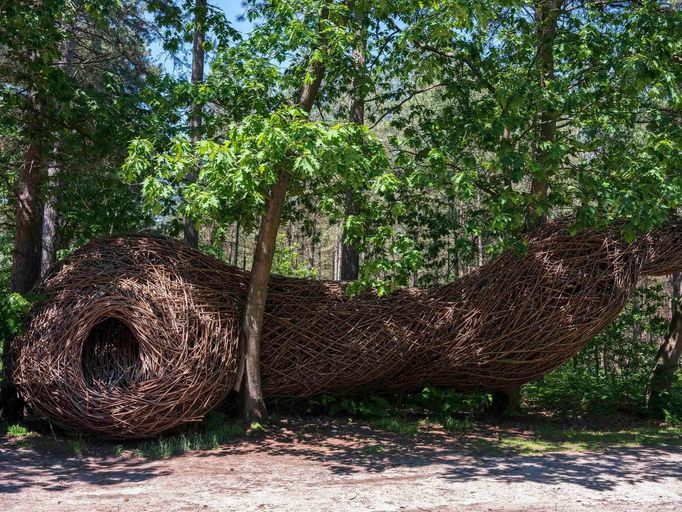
[360,444,384,455]
[5,424,34,437]
[440,416,474,432]
[364,414,476,435]
[130,412,245,459]
[367,416,420,435]
[3,413,247,459]
[68,436,88,456]
[479,424,682,454]
[2,422,46,449]
[6,410,681,459]
[535,424,682,450]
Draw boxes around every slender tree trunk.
[340,189,360,280]
[647,273,682,416]
[340,9,366,281]
[11,139,43,293]
[240,6,329,422]
[2,115,43,421]
[334,232,342,280]
[241,170,290,423]
[41,37,73,276]
[232,221,240,266]
[493,0,561,416]
[526,0,560,230]
[306,223,316,271]
[285,223,293,247]
[476,190,484,267]
[183,0,206,248]
[42,33,76,274]
[40,152,59,276]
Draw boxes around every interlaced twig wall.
[12,220,682,438]
[13,240,247,439]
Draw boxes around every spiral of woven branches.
[261,220,682,397]
[13,237,245,438]
[13,219,682,438]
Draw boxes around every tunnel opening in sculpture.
[81,317,142,389]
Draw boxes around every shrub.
[525,283,670,415]
[0,290,32,372]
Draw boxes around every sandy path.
[1,422,681,511]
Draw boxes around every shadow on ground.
[1,418,680,495]
[0,439,170,494]
[201,418,682,491]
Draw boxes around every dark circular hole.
[82,318,141,389]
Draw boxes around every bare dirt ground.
[1,419,681,512]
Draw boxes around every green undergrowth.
[473,424,682,454]
[119,412,247,459]
[4,367,681,459]
[364,415,473,435]
[4,411,681,459]
[1,422,41,449]
[353,411,682,454]
[366,416,421,435]
[357,415,682,454]
[291,381,682,454]
[2,412,247,459]
[0,290,35,372]
[4,423,33,437]
[299,386,492,434]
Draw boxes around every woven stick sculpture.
[13,219,682,438]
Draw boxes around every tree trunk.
[306,223,316,271]
[41,153,59,276]
[526,0,561,230]
[340,9,366,281]
[490,385,522,416]
[183,0,206,248]
[41,37,72,276]
[241,170,290,423]
[477,190,484,267]
[240,5,329,423]
[2,119,43,422]
[333,232,341,280]
[493,0,561,415]
[11,139,43,293]
[340,188,360,280]
[647,273,682,416]
[232,221,240,266]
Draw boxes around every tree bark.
[240,5,329,423]
[40,152,59,276]
[3,113,43,422]
[647,273,682,416]
[40,36,73,276]
[11,137,43,293]
[526,0,561,230]
[493,0,561,415]
[183,0,206,248]
[232,221,240,266]
[40,36,74,276]
[490,385,522,416]
[340,9,366,281]
[340,188,360,280]
[477,190,484,267]
[306,223,316,271]
[241,170,290,423]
